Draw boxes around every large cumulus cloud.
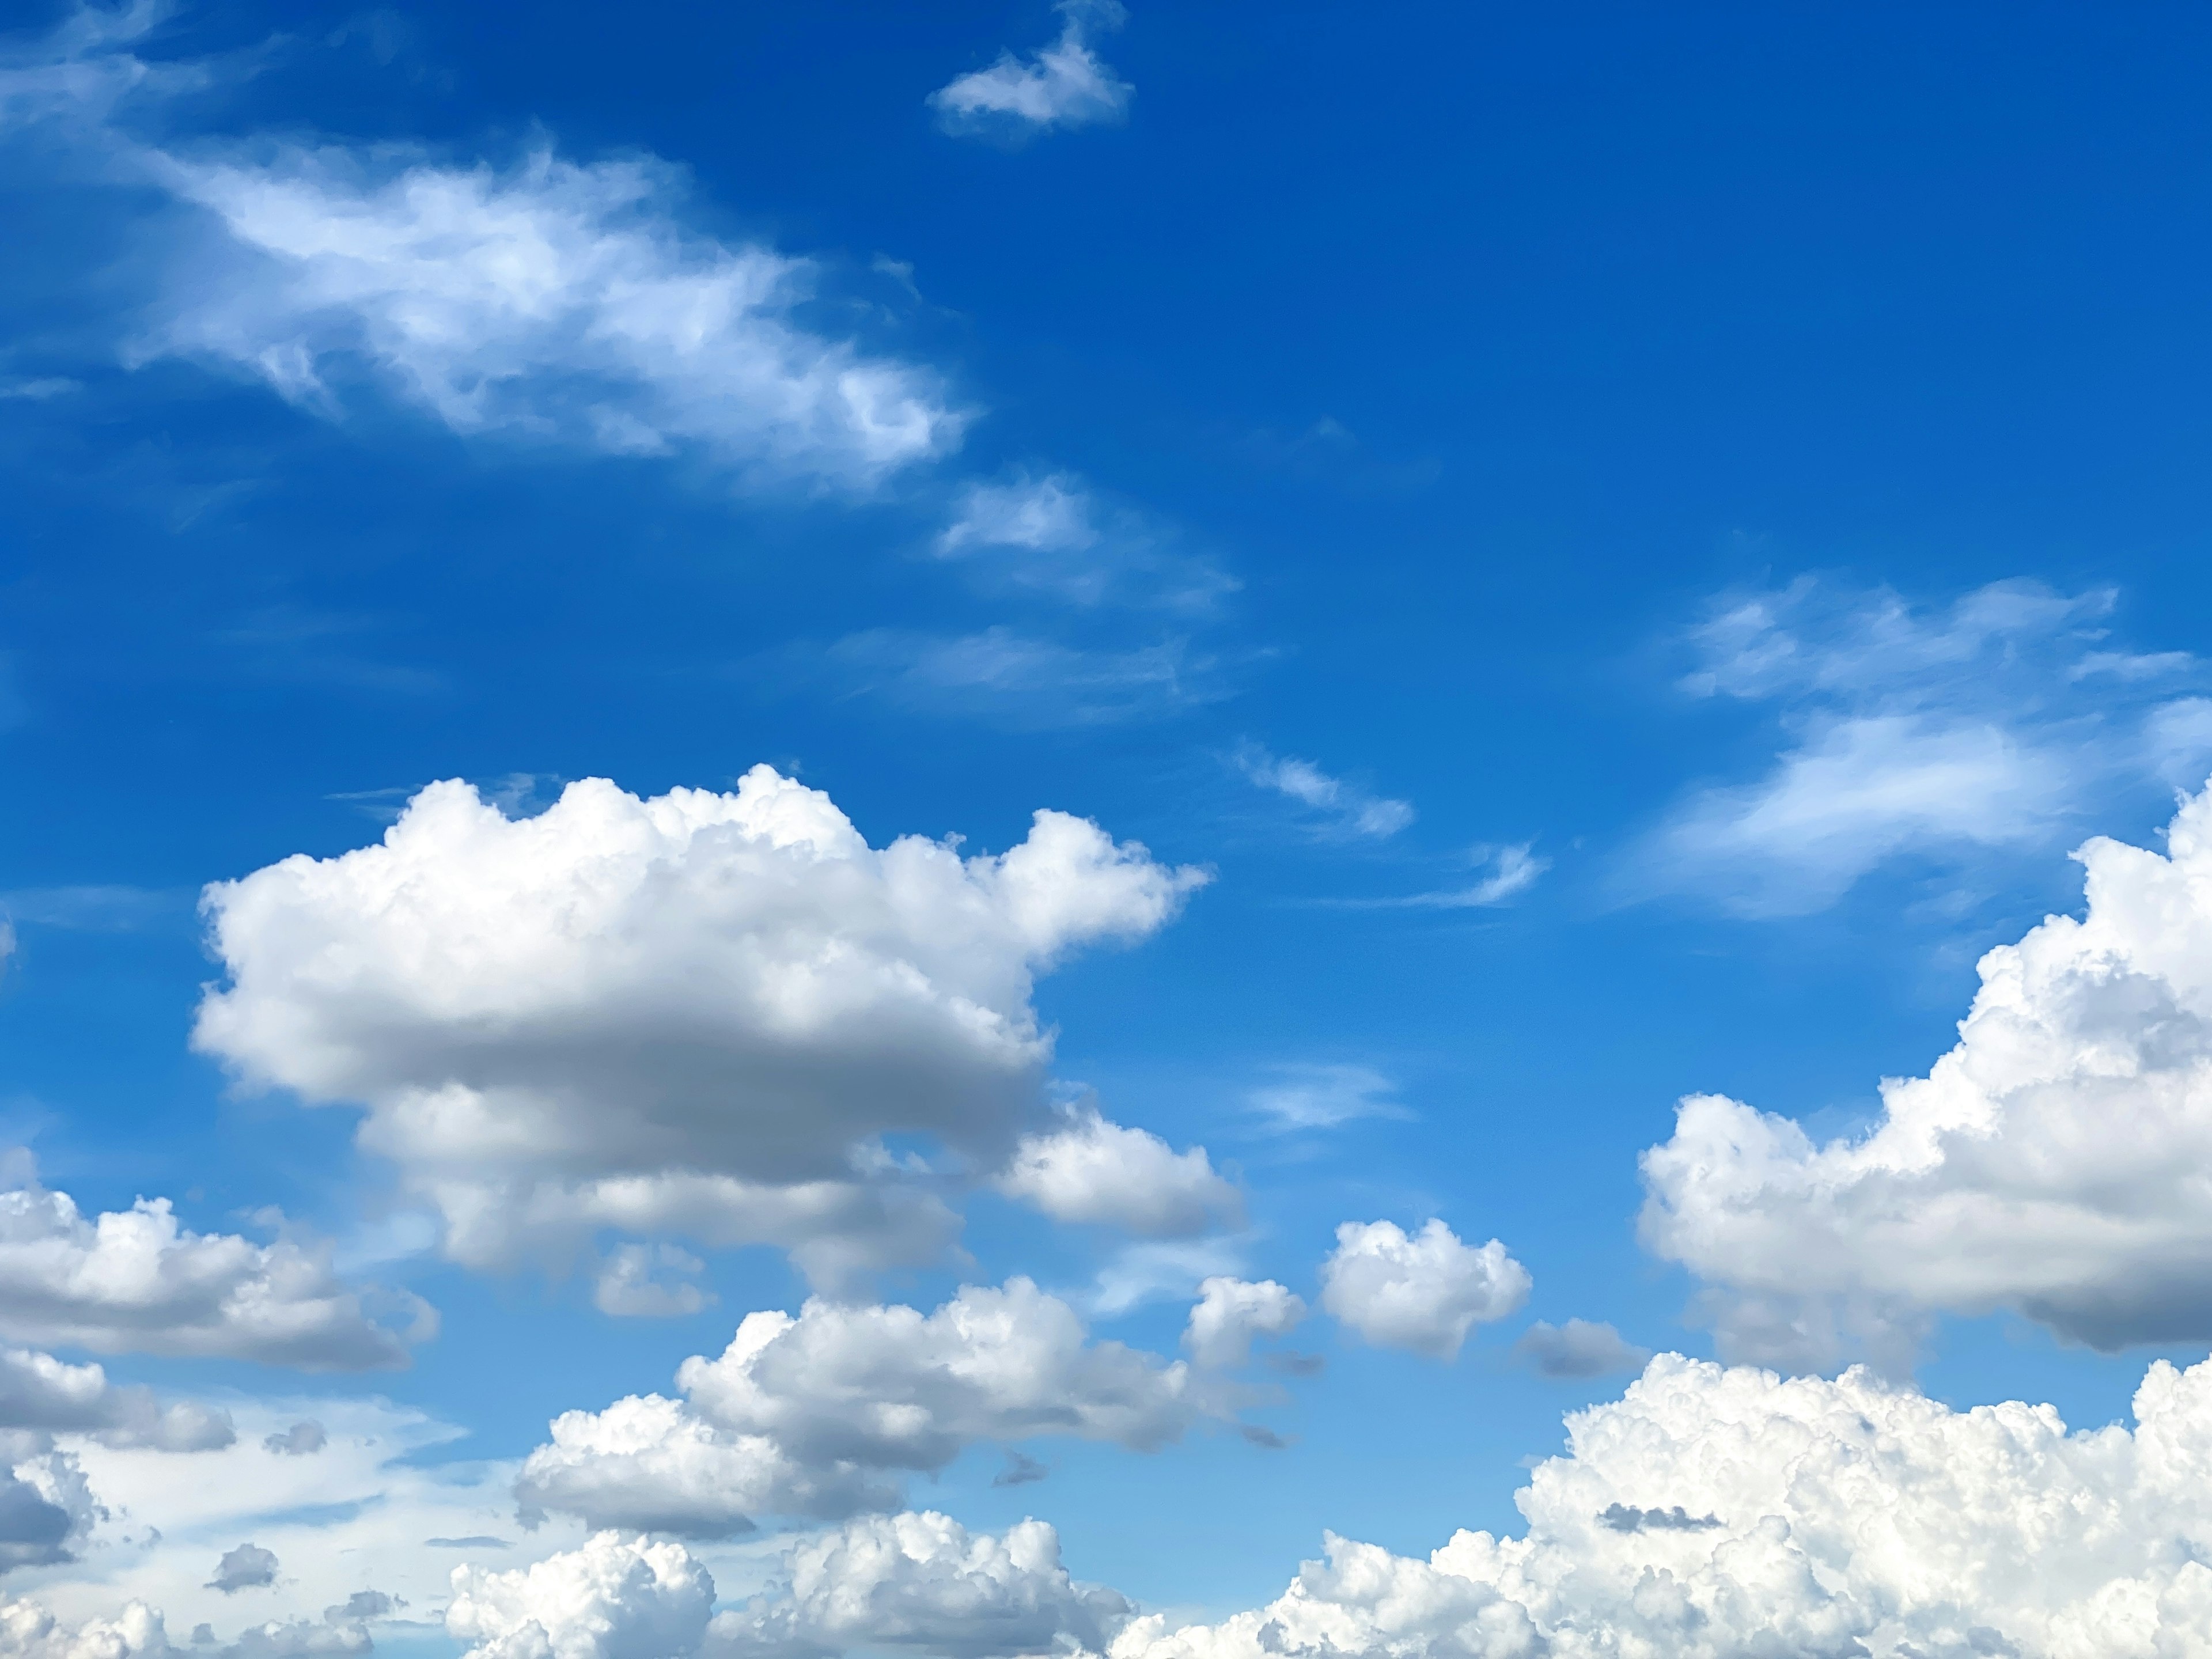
[1642,775,2212,1369]
[194,768,1207,1285]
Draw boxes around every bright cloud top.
[1644,577,2211,913]
[1319,1220,1529,1361]
[143,148,963,488]
[448,1532,713,1659]
[929,1,1132,139]
[994,1107,1240,1237]
[514,1278,1230,1537]
[1183,1278,1305,1370]
[192,767,1206,1286]
[1643,774,2212,1371]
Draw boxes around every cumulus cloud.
[709,1511,1131,1659]
[207,1545,278,1594]
[1183,1279,1304,1370]
[1510,1320,1650,1381]
[0,1167,420,1370]
[1642,775,2212,1370]
[0,1596,177,1658]
[448,1532,713,1659]
[0,1344,232,1452]
[929,1,1131,140]
[193,768,1206,1287]
[516,1279,1226,1536]
[1232,746,1412,840]
[994,1108,1240,1237]
[1641,577,2212,914]
[1319,1221,1529,1361]
[1110,1350,2212,1659]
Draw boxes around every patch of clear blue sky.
[6,0,2212,1615]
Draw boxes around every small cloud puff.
[930,1,1132,141]
[1319,1219,1529,1361]
[207,1543,278,1594]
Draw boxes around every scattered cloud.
[194,769,1205,1291]
[259,1423,323,1458]
[934,472,1233,612]
[1183,1278,1305,1370]
[821,627,1234,727]
[447,1532,711,1659]
[1319,1220,1530,1361]
[1638,577,2210,915]
[1086,1239,1247,1319]
[207,1544,278,1594]
[1512,1320,1650,1381]
[1232,745,1412,840]
[514,1279,1232,1537]
[1244,1064,1404,1132]
[994,1107,1241,1237]
[1642,777,2212,1372]
[929,1,1131,141]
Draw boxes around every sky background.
[8,2,2212,1656]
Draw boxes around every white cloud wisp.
[929,1,1132,140]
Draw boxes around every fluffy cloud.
[207,1545,278,1594]
[194,768,1206,1286]
[0,1597,176,1659]
[1510,1320,1650,1381]
[995,1109,1240,1237]
[448,1533,714,1659]
[709,1511,1130,1659]
[1112,1351,2212,1659]
[516,1279,1224,1536]
[1319,1221,1529,1361]
[0,1345,230,1452]
[929,1,1131,139]
[1182,1278,1304,1370]
[0,1171,418,1371]
[1642,776,2212,1369]
[1643,577,2212,914]
[1231,746,1412,840]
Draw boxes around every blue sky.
[9,3,2212,1656]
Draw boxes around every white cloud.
[824,629,1230,728]
[447,1533,714,1659]
[1244,1065,1402,1132]
[707,1511,1130,1659]
[1641,775,2212,1370]
[0,1346,230,1453]
[516,1279,1226,1537]
[1644,577,2211,914]
[0,1167,419,1371]
[592,1246,712,1320]
[1232,747,1412,840]
[0,1596,176,1658]
[1109,1350,2212,1659]
[1183,1279,1304,1370]
[934,474,1232,612]
[995,1108,1240,1237]
[929,1,1131,139]
[1510,1320,1649,1381]
[193,768,1206,1288]
[1319,1221,1529,1361]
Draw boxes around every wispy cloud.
[929,0,1132,141]
[1233,743,1412,839]
[1637,578,2211,915]
[1317,843,1549,910]
[1245,1063,1406,1132]
[821,626,1232,727]
[935,470,1234,611]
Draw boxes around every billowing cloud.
[0,1345,230,1452]
[995,1109,1240,1238]
[1111,1350,2212,1659]
[448,1532,714,1659]
[516,1279,1226,1536]
[1642,577,2212,914]
[0,1596,176,1658]
[1183,1279,1304,1370]
[1643,776,2212,1370]
[1319,1221,1529,1361]
[194,768,1206,1286]
[1232,746,1412,840]
[1510,1320,1650,1381]
[929,1,1131,139]
[0,1169,420,1371]
[709,1511,1131,1659]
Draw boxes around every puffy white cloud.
[517,1279,1224,1536]
[1319,1221,1529,1361]
[0,1344,230,1452]
[1642,775,2212,1369]
[1183,1279,1304,1370]
[0,1596,176,1659]
[995,1109,1240,1238]
[0,1169,418,1371]
[447,1533,714,1659]
[1232,747,1412,840]
[141,147,961,489]
[1510,1320,1649,1381]
[1110,1350,2212,1659]
[707,1511,1130,1659]
[194,768,1205,1286]
[1643,577,2212,914]
[207,1545,278,1594]
[929,1,1131,139]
